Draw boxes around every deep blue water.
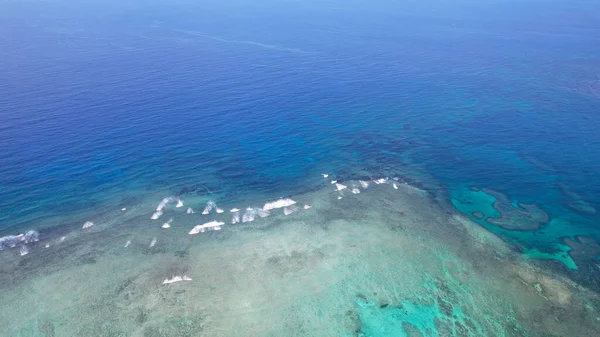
[1,0,600,281]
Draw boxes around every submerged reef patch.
[483,189,549,231]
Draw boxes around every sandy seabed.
[1,178,599,337]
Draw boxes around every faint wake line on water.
[171,29,312,54]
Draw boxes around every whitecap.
[304,205,312,209]
[189,221,225,234]
[338,196,343,200]
[45,244,50,248]
[283,205,300,216]
[82,221,94,229]
[121,207,127,211]
[202,201,216,214]
[322,173,329,178]
[124,240,131,248]
[242,208,257,222]
[60,236,66,242]
[331,180,337,184]
[163,275,192,284]
[162,219,172,229]
[216,208,224,214]
[230,208,240,212]
[176,199,184,208]
[336,183,347,191]
[186,207,194,214]
[157,196,175,211]
[393,183,398,190]
[150,237,157,247]
[374,178,387,184]
[20,245,28,256]
[351,188,360,194]
[232,212,241,224]
[151,210,163,220]
[359,180,369,189]
[263,198,296,211]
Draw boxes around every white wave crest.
[242,208,257,222]
[263,198,296,211]
[186,207,194,214]
[157,196,175,211]
[232,212,241,224]
[151,210,163,220]
[189,221,225,234]
[82,221,94,229]
[163,275,192,284]
[359,180,369,188]
[336,183,347,191]
[202,201,217,214]
[0,230,39,251]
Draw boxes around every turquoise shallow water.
[1,0,600,335]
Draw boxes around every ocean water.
[1,0,600,335]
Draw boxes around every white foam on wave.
[150,237,157,247]
[359,180,369,188]
[393,183,398,190]
[121,207,127,211]
[336,183,347,191]
[231,212,241,224]
[283,205,300,216]
[304,205,312,209]
[82,221,94,229]
[151,210,163,220]
[189,221,225,234]
[186,207,194,214]
[45,244,50,248]
[156,197,175,211]
[331,180,337,184]
[263,198,296,211]
[351,188,360,194]
[176,199,184,208]
[60,236,66,242]
[216,208,224,214]
[242,208,257,222]
[20,245,28,256]
[374,178,387,184]
[124,240,131,248]
[0,231,39,251]
[338,196,343,200]
[202,201,217,214]
[162,219,173,229]
[322,173,329,178]
[230,208,240,212]
[163,275,192,284]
